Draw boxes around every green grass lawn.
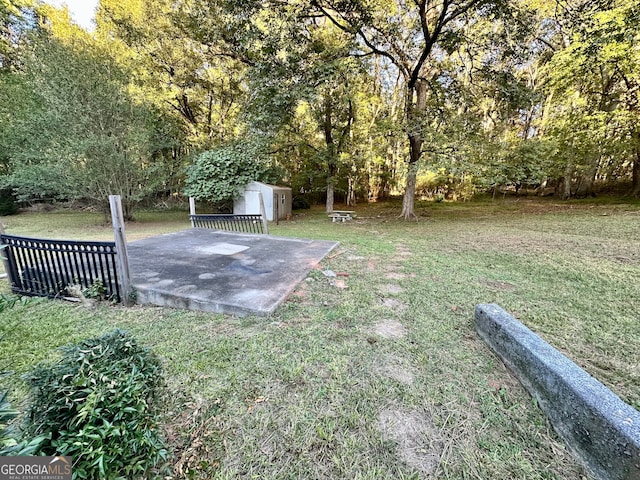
[1,197,638,479]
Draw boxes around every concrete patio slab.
[127,229,338,316]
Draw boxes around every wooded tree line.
[1,0,638,218]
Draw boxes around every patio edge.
[475,303,640,480]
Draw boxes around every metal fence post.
[109,195,133,306]
[189,197,196,228]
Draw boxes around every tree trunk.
[400,79,427,219]
[347,175,356,206]
[122,197,135,222]
[401,163,418,219]
[400,136,421,218]
[575,164,598,198]
[326,183,334,212]
[323,96,336,213]
[561,162,574,200]
[633,150,640,197]
[632,134,640,197]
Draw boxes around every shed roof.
[246,181,292,192]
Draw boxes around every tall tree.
[96,0,247,149]
[311,0,509,217]
[302,22,361,211]
[531,0,640,197]
[0,0,31,71]
[1,9,164,219]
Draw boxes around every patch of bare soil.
[380,298,408,311]
[510,199,613,215]
[331,279,348,289]
[372,319,408,339]
[377,407,443,477]
[379,284,404,295]
[377,355,415,386]
[385,272,406,280]
[290,282,313,304]
[395,243,413,258]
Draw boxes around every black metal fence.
[0,234,120,301]
[190,214,266,234]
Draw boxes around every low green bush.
[0,294,20,314]
[23,330,168,479]
[0,391,47,455]
[0,190,17,216]
[0,390,21,452]
[0,293,32,315]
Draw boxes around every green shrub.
[0,293,31,314]
[0,190,17,216]
[0,294,19,313]
[81,279,107,300]
[23,330,168,479]
[184,139,284,203]
[0,391,19,451]
[292,195,311,210]
[0,391,47,456]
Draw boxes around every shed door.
[245,190,261,215]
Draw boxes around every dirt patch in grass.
[396,244,413,260]
[287,278,329,307]
[377,407,443,476]
[379,298,408,311]
[371,319,408,339]
[376,355,415,386]
[330,279,349,289]
[385,272,406,280]
[395,243,413,258]
[379,284,404,295]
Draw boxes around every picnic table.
[328,210,356,222]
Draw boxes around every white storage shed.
[234,181,292,221]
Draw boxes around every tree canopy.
[0,0,638,218]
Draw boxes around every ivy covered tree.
[183,140,282,207]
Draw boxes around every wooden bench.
[328,210,355,222]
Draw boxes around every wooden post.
[109,195,133,306]
[258,192,269,234]
[189,197,196,228]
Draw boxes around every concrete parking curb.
[475,303,640,480]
